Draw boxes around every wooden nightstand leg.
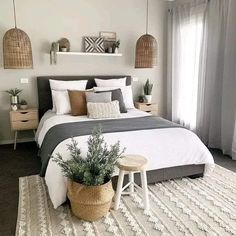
[14,131,18,150]
[33,129,36,136]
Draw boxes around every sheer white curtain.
[168,0,236,157]
[168,0,207,130]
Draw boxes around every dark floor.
[0,142,41,236]
[0,142,235,236]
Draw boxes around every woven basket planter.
[67,180,114,221]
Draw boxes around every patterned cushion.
[87,101,121,119]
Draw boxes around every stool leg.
[129,172,134,193]
[140,170,150,211]
[114,170,125,210]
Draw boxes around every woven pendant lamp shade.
[3,28,33,69]
[135,34,157,68]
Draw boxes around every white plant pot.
[11,96,19,105]
[145,95,152,103]
[114,47,119,54]
[11,104,18,111]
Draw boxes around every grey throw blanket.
[39,116,181,176]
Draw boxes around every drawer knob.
[21,120,29,122]
[20,112,28,114]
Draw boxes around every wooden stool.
[114,155,150,211]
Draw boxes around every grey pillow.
[95,89,127,113]
[86,91,112,103]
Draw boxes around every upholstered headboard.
[37,75,132,118]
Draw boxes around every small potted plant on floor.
[20,99,28,110]
[53,127,125,221]
[144,79,153,103]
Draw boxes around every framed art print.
[84,37,105,53]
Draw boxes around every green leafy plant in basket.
[53,126,125,221]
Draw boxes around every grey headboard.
[37,75,132,118]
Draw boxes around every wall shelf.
[50,51,122,64]
[56,52,122,56]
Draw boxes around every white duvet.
[36,109,215,208]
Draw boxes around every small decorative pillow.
[87,101,121,119]
[68,90,87,116]
[95,89,127,113]
[86,91,112,103]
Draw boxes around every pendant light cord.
[146,0,149,34]
[13,0,17,28]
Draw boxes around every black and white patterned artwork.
[84,37,105,53]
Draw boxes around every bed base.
[112,164,204,189]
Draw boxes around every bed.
[36,75,215,208]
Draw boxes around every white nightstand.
[135,102,158,116]
[10,108,38,150]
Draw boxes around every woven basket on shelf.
[67,180,114,221]
[3,28,33,69]
[135,34,157,68]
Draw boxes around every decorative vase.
[11,95,19,105]
[145,95,152,103]
[114,47,119,54]
[108,47,113,53]
[67,180,114,221]
[11,104,18,111]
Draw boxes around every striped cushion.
[87,101,121,119]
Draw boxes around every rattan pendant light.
[3,0,33,69]
[135,0,157,68]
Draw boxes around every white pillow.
[94,85,134,109]
[95,77,126,87]
[52,90,71,115]
[87,101,121,119]
[49,80,87,111]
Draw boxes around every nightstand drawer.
[10,110,38,121]
[11,119,38,131]
[137,103,158,111]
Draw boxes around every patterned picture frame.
[84,37,105,53]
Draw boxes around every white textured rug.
[16,165,236,236]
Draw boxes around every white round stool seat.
[118,155,148,171]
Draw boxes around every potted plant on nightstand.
[53,127,125,221]
[5,88,22,111]
[144,79,153,103]
[20,99,28,110]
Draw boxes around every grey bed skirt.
[112,164,205,189]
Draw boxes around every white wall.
[0,0,167,144]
